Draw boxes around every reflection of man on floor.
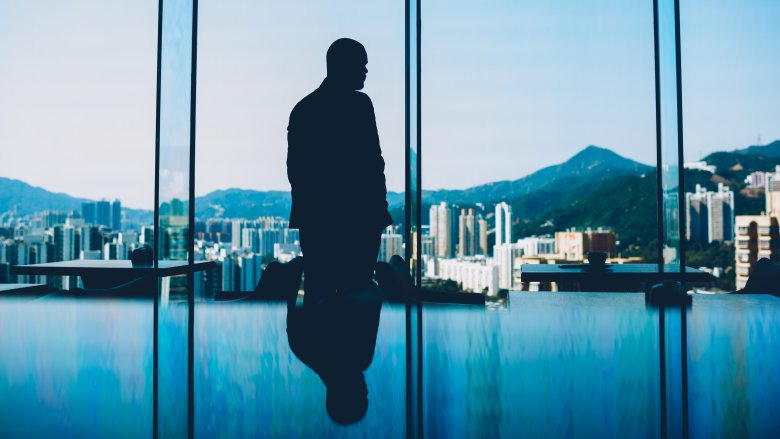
[286,285,383,424]
[287,38,392,305]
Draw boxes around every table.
[11,260,216,289]
[520,263,713,291]
[0,283,53,295]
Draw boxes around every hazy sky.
[1,0,779,209]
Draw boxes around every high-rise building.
[685,183,735,243]
[745,171,767,189]
[437,259,499,296]
[242,228,259,252]
[111,200,122,231]
[259,229,284,257]
[734,214,780,289]
[430,202,457,258]
[478,219,488,256]
[103,242,127,260]
[417,232,436,274]
[458,208,477,257]
[516,236,556,256]
[495,202,512,246]
[239,254,263,291]
[494,242,521,290]
[97,200,111,228]
[284,228,300,245]
[231,220,245,249]
[42,210,68,228]
[53,224,78,262]
[80,226,103,253]
[141,226,154,246]
[81,202,96,225]
[555,228,617,261]
[766,165,780,217]
[379,226,403,262]
[222,257,237,291]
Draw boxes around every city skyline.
[2,0,779,208]
[8,163,779,294]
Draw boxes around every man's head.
[326,38,368,90]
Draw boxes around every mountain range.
[1,141,777,232]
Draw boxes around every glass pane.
[195,300,406,436]
[421,0,657,296]
[423,293,661,437]
[687,295,780,436]
[157,290,190,438]
[195,0,404,295]
[680,0,780,290]
[0,2,157,289]
[157,0,194,264]
[656,0,683,267]
[194,1,407,435]
[0,297,154,437]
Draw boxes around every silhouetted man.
[287,38,392,305]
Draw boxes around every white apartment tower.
[495,202,512,246]
[685,183,735,243]
[766,165,780,217]
[430,202,457,258]
[458,208,477,257]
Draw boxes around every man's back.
[287,80,391,231]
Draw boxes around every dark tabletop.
[10,260,216,277]
[520,263,712,283]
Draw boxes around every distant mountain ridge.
[0,176,151,225]
[0,177,90,216]
[702,140,780,181]
[4,140,777,224]
[421,145,652,207]
[733,139,780,157]
[0,145,656,222]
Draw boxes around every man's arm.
[362,96,389,209]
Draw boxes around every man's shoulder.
[289,89,373,125]
[288,90,322,130]
[290,90,320,116]
[349,90,373,107]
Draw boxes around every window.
[0,1,158,288]
[420,0,657,296]
[194,0,405,296]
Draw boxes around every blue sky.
[1,0,778,209]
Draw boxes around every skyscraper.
[685,183,734,243]
[111,200,122,231]
[429,202,458,258]
[53,224,77,262]
[239,254,263,291]
[81,202,96,225]
[478,218,488,256]
[494,242,521,290]
[222,257,237,291]
[734,214,780,289]
[242,228,259,252]
[458,208,477,257]
[231,220,245,249]
[97,200,111,228]
[766,165,780,217]
[379,226,403,262]
[80,226,103,253]
[495,202,512,246]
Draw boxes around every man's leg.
[336,228,382,294]
[300,227,337,306]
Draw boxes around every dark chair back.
[737,258,780,295]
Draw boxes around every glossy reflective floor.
[0,292,778,438]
